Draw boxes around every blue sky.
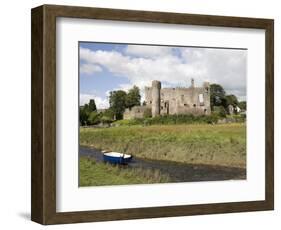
[80,43,130,108]
[79,42,247,109]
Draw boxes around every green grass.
[112,114,223,126]
[79,157,170,186]
[80,123,246,168]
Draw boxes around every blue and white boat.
[102,151,133,164]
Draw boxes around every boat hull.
[103,153,133,164]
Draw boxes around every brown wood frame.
[31,4,274,225]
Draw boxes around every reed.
[79,157,170,186]
[80,123,246,168]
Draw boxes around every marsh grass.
[79,157,170,186]
[112,114,224,126]
[80,123,246,168]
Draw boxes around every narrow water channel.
[80,146,246,182]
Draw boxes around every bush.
[113,119,143,126]
[100,115,113,124]
[80,108,90,126]
[212,106,227,118]
[143,108,152,118]
[114,114,220,126]
[232,114,246,122]
[102,109,115,120]
[240,113,246,119]
[203,114,219,124]
[87,112,101,125]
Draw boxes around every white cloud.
[180,48,247,99]
[124,45,173,58]
[80,47,204,86]
[80,46,247,101]
[80,63,102,74]
[80,94,109,109]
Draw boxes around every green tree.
[126,86,141,109]
[238,101,247,110]
[210,84,227,110]
[87,111,101,125]
[79,106,90,126]
[212,106,227,118]
[83,103,89,112]
[102,108,115,120]
[225,94,238,107]
[88,99,97,112]
[109,90,127,120]
[79,99,98,126]
[100,115,112,124]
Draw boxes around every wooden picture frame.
[31,4,274,225]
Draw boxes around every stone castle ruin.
[123,79,211,119]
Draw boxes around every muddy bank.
[80,146,246,182]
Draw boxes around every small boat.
[102,151,133,164]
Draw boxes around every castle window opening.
[199,94,204,106]
[193,104,196,107]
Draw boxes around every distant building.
[236,106,241,113]
[123,79,211,119]
[228,104,235,115]
[228,104,241,115]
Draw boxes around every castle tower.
[203,81,210,93]
[151,80,161,117]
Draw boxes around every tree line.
[80,83,246,126]
[80,86,141,125]
[210,84,246,117]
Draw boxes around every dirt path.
[80,146,246,182]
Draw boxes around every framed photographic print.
[31,4,274,225]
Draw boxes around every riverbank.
[80,156,170,186]
[80,123,246,168]
[79,146,246,186]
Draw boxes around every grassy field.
[80,123,246,168]
[79,157,170,186]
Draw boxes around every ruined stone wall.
[124,80,211,119]
[158,83,211,116]
[123,106,151,120]
[181,85,210,115]
[144,86,152,104]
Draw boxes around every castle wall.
[144,86,152,104]
[123,106,151,120]
[124,80,211,119]
[158,85,211,116]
